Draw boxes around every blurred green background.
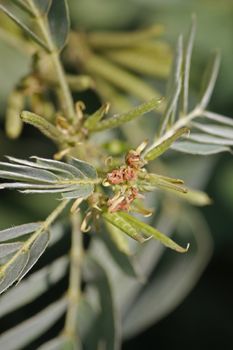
[0,0,233,349]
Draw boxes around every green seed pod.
[5,90,24,139]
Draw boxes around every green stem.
[26,0,75,123]
[64,212,83,344]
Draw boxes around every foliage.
[0,1,232,349]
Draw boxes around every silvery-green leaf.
[61,185,94,199]
[191,122,233,139]
[99,230,138,278]
[0,222,40,243]
[77,297,98,342]
[171,141,230,155]
[0,256,68,318]
[0,252,29,294]
[187,133,233,146]
[0,156,98,199]
[123,209,213,339]
[160,35,183,133]
[181,15,196,115]
[0,162,58,183]
[201,111,233,127]
[0,298,67,350]
[0,5,49,52]
[84,256,120,350]
[37,337,73,350]
[0,242,22,259]
[33,0,51,14]
[8,156,75,179]
[48,0,70,50]
[198,51,221,109]
[69,158,97,179]
[17,231,50,282]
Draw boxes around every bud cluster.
[105,141,147,212]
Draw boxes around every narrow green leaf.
[188,133,233,146]
[102,212,147,243]
[17,231,50,282]
[0,252,29,294]
[48,0,70,50]
[33,0,52,14]
[89,97,162,132]
[0,256,68,318]
[84,103,110,130]
[171,141,230,155]
[0,298,67,350]
[119,212,189,253]
[0,223,41,243]
[198,51,221,109]
[138,173,187,194]
[192,122,233,139]
[0,5,49,52]
[145,127,189,161]
[21,111,63,143]
[201,111,233,127]
[0,242,22,259]
[181,15,196,115]
[160,35,183,134]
